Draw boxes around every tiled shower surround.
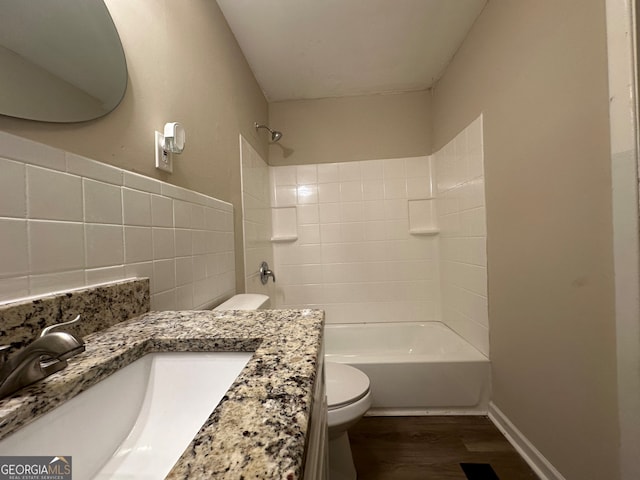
[435,116,488,355]
[240,136,275,295]
[0,132,235,310]
[264,116,488,354]
[270,156,441,325]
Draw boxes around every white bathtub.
[325,322,491,415]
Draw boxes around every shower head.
[254,122,283,143]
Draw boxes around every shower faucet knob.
[259,261,276,285]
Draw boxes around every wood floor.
[349,416,539,480]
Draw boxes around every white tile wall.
[29,221,85,273]
[30,270,85,297]
[124,227,153,263]
[0,158,26,217]
[434,115,489,355]
[83,179,123,224]
[0,219,28,276]
[0,132,235,309]
[122,188,152,226]
[85,223,124,268]
[240,136,275,296]
[27,166,83,221]
[270,156,439,324]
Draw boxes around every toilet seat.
[325,362,372,442]
[327,390,372,432]
[326,362,370,410]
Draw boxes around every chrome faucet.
[259,261,276,285]
[0,315,85,399]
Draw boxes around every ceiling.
[216,0,487,102]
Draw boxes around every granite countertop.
[0,308,325,479]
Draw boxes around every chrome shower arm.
[254,122,283,143]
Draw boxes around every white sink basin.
[0,352,253,479]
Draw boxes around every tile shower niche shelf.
[271,207,298,243]
[270,235,298,243]
[408,198,438,236]
[409,228,440,236]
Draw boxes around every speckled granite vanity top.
[0,308,324,479]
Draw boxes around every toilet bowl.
[326,361,372,480]
[213,293,270,310]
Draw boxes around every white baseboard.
[488,402,566,480]
[366,406,488,417]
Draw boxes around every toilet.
[213,294,371,480]
[326,361,372,480]
[213,293,270,310]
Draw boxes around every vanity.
[0,280,326,479]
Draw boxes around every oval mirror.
[0,0,128,123]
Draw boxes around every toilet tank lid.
[214,294,269,310]
[325,361,370,408]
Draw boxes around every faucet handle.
[40,315,82,338]
[0,345,11,364]
[259,261,276,285]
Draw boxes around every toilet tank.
[213,294,270,311]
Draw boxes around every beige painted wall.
[268,90,432,165]
[0,0,269,293]
[432,1,619,479]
